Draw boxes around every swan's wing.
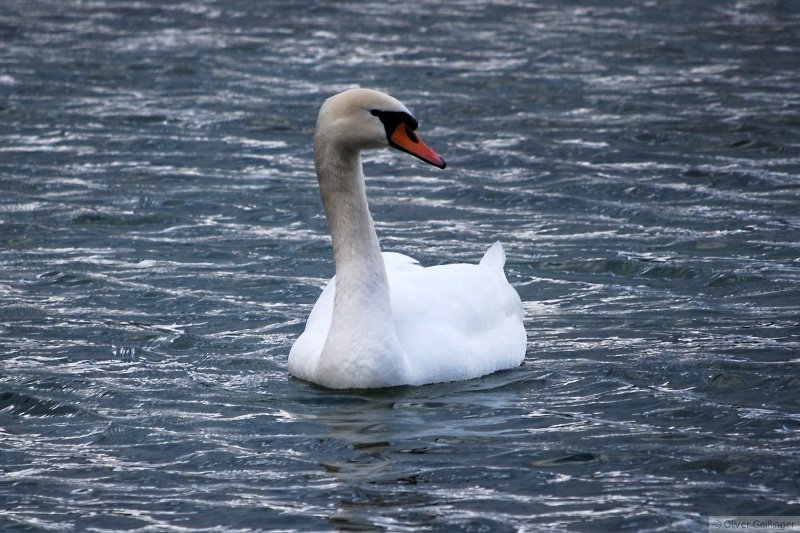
[287,277,335,381]
[386,253,526,385]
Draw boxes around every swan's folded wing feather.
[387,260,526,385]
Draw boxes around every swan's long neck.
[316,145,387,305]
[313,137,408,388]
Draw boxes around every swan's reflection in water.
[287,367,542,529]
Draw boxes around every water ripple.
[1,0,799,530]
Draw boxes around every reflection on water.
[291,372,539,530]
[1,0,799,530]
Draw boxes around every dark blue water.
[2,1,799,530]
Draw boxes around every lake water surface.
[1,1,799,531]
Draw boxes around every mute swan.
[288,88,526,389]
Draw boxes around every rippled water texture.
[2,1,799,531]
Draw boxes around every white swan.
[288,88,526,389]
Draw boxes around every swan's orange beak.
[388,123,446,169]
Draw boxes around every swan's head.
[316,88,446,169]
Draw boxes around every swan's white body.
[288,88,526,389]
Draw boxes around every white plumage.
[288,88,526,389]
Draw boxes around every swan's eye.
[370,109,419,139]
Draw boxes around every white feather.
[288,88,527,389]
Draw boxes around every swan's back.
[387,244,526,385]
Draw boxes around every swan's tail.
[479,241,506,270]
